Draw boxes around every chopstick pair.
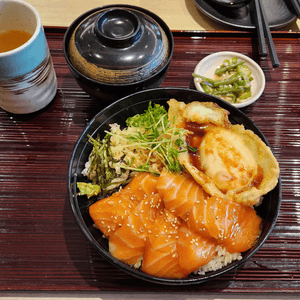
[253,0,280,68]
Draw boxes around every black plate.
[68,88,281,285]
[193,0,297,29]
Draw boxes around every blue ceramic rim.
[0,0,42,57]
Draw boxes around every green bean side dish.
[193,57,254,104]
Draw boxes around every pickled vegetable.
[193,57,254,104]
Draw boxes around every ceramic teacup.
[0,0,57,114]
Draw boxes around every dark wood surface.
[0,28,300,294]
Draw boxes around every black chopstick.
[253,0,268,56]
[289,0,300,17]
[257,0,280,68]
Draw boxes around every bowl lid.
[68,7,170,84]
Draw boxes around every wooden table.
[1,5,300,299]
[26,0,300,31]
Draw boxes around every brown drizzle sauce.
[186,134,202,171]
[185,122,212,172]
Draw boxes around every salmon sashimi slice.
[89,172,158,238]
[187,196,262,253]
[221,203,262,253]
[156,171,208,221]
[187,195,232,239]
[141,209,189,279]
[123,172,159,202]
[177,222,218,274]
[109,193,163,266]
[186,196,211,238]
[89,192,136,238]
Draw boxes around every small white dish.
[193,51,266,108]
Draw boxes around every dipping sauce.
[0,30,32,53]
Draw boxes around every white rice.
[194,245,242,275]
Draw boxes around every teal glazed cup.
[0,0,57,114]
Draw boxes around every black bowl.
[210,0,251,8]
[63,5,174,104]
[68,88,281,285]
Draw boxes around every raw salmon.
[156,171,208,221]
[177,222,218,274]
[89,170,261,279]
[221,202,262,253]
[141,209,189,278]
[187,196,262,253]
[89,191,136,238]
[109,193,163,266]
[123,172,159,202]
[89,172,158,238]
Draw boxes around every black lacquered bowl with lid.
[63,5,174,103]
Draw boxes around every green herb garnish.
[107,102,187,174]
[78,102,187,198]
[187,145,198,153]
